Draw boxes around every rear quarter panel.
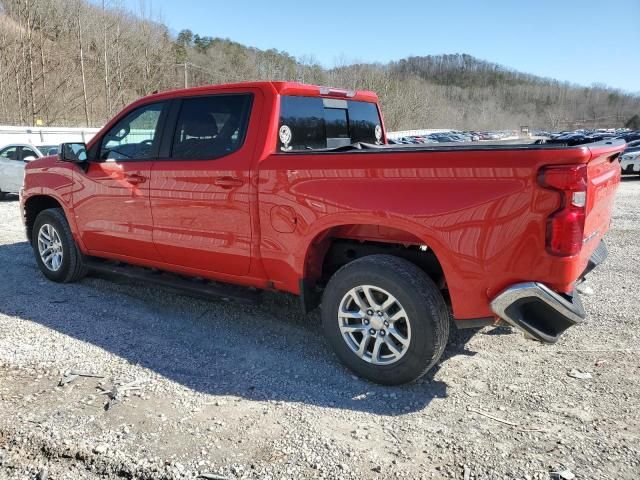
[258,146,602,320]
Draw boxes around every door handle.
[214,176,244,188]
[125,173,147,185]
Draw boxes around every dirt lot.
[1,178,639,480]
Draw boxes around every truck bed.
[258,138,624,321]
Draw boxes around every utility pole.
[184,62,188,89]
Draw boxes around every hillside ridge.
[0,0,638,130]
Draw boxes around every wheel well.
[24,196,63,242]
[321,239,446,288]
[301,231,447,312]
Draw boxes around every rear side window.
[171,94,252,160]
[20,147,38,160]
[278,96,383,151]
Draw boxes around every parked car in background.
[619,131,640,143]
[37,145,60,156]
[467,132,480,141]
[0,143,56,198]
[620,139,640,175]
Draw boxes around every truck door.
[72,101,168,261]
[150,93,254,275]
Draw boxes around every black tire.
[321,254,449,385]
[32,208,88,283]
[0,191,7,200]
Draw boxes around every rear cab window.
[278,96,383,151]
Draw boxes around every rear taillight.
[538,164,588,256]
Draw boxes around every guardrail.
[0,125,101,146]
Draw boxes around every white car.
[620,140,640,175]
[0,143,58,198]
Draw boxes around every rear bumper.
[490,241,607,343]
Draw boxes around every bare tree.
[73,0,90,126]
[0,0,638,130]
[102,0,111,118]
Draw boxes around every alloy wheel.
[37,223,64,272]
[337,285,412,365]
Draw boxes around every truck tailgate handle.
[215,176,244,188]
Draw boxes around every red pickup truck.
[20,82,622,384]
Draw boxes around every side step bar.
[85,259,262,305]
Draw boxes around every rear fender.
[298,217,455,305]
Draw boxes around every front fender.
[22,161,86,253]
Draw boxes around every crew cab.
[20,82,623,384]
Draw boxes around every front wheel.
[321,255,449,385]
[32,208,88,283]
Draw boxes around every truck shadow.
[0,240,478,415]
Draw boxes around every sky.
[121,0,640,93]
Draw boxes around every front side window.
[171,94,252,160]
[278,96,383,151]
[0,146,18,161]
[100,102,166,161]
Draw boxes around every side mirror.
[23,156,36,161]
[59,143,88,163]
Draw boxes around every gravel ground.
[0,178,639,480]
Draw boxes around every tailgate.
[583,141,623,247]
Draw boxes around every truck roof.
[139,81,379,105]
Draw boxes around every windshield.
[278,96,383,151]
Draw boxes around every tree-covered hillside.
[1,0,638,130]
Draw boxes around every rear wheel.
[0,191,7,200]
[321,254,449,385]
[32,208,88,283]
